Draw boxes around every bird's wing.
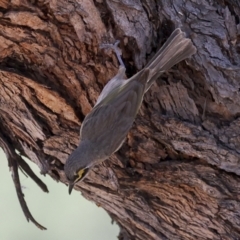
[80,69,149,155]
[95,66,126,106]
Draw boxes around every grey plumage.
[64,28,196,193]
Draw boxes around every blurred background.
[0,148,119,240]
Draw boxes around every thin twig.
[17,156,49,193]
[0,134,47,230]
[11,158,47,230]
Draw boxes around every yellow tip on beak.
[68,182,74,195]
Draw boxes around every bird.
[64,28,196,194]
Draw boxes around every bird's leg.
[100,40,125,68]
[112,41,125,67]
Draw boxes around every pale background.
[0,149,119,240]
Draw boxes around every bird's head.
[64,146,91,194]
[65,167,90,194]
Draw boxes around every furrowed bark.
[0,0,240,238]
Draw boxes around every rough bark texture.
[1,0,240,239]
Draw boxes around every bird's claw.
[100,40,125,68]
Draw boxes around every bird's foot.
[100,40,125,68]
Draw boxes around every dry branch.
[0,0,240,239]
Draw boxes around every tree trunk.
[1,0,240,239]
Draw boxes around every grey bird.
[64,28,196,194]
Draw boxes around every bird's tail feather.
[145,28,196,91]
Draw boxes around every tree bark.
[1,0,240,239]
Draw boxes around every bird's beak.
[68,182,74,195]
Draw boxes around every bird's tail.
[145,28,196,92]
